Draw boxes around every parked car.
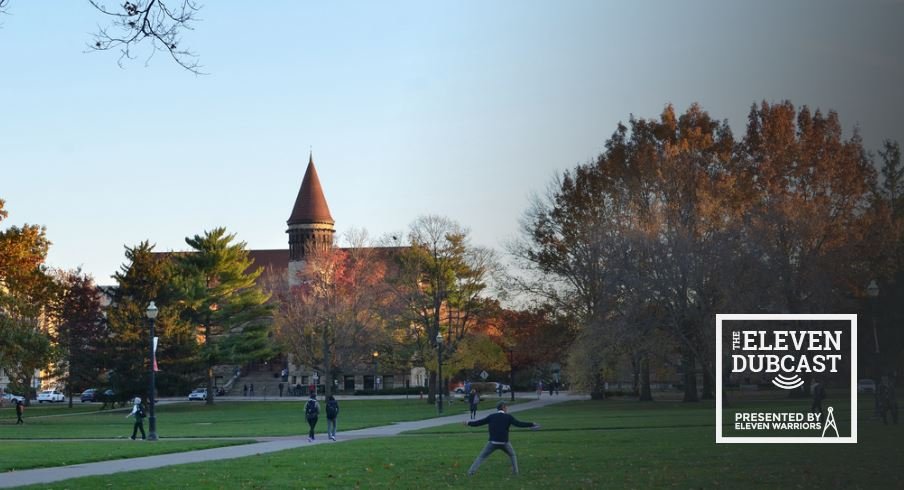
[1,393,26,404]
[857,379,877,394]
[80,388,99,403]
[37,389,65,403]
[188,388,208,401]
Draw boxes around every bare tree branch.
[88,0,205,75]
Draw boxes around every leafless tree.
[88,1,204,74]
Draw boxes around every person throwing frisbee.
[463,400,540,476]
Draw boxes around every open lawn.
[0,440,254,473]
[0,398,488,440]
[13,397,903,489]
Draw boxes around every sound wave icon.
[772,374,804,390]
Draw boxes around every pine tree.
[173,227,273,404]
[107,241,198,403]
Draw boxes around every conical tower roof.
[287,154,334,226]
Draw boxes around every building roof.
[287,154,334,226]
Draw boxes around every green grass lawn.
[0,398,484,440]
[0,440,254,473]
[13,398,903,489]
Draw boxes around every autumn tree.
[173,227,273,404]
[52,269,107,408]
[273,232,390,397]
[0,198,57,402]
[388,215,499,404]
[740,102,876,315]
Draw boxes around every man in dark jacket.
[464,401,539,476]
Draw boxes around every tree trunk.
[590,360,605,400]
[683,351,698,402]
[206,365,215,405]
[323,330,332,397]
[640,355,653,402]
[631,354,640,397]
[427,370,437,404]
[701,367,715,400]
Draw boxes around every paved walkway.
[1,394,583,488]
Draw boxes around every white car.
[37,389,65,403]
[188,388,208,401]
[2,393,26,404]
[857,379,876,394]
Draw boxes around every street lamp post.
[436,332,444,415]
[146,301,159,441]
[372,351,379,391]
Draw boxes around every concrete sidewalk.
[0,394,583,488]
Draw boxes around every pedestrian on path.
[536,380,543,399]
[243,384,248,397]
[326,395,340,441]
[468,389,480,420]
[126,397,146,440]
[15,399,24,424]
[304,393,320,442]
[463,400,540,476]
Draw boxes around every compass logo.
[716,314,857,444]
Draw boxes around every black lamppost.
[372,351,380,391]
[436,332,444,415]
[146,301,159,441]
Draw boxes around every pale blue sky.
[2,1,902,284]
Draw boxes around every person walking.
[15,399,24,424]
[464,401,540,476]
[811,378,826,417]
[536,380,543,399]
[468,389,480,420]
[243,384,248,397]
[325,395,340,441]
[126,397,146,440]
[249,384,254,397]
[304,393,320,442]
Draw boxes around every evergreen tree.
[173,227,273,405]
[107,241,198,403]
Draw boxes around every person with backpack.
[325,395,340,441]
[304,393,320,442]
[126,397,146,440]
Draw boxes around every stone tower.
[286,153,335,286]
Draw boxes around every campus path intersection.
[1,393,584,488]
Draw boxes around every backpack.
[305,399,319,419]
[326,399,339,419]
[137,404,146,418]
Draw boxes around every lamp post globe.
[146,301,159,441]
